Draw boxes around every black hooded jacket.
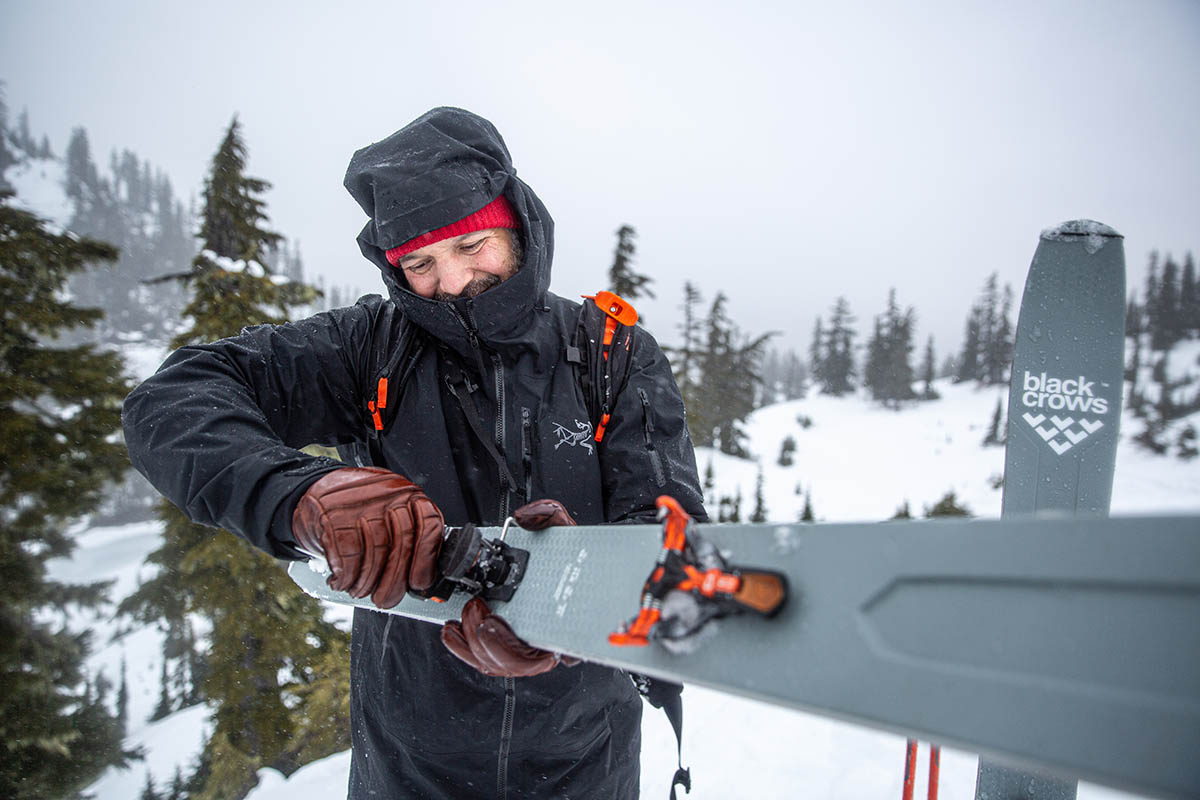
[123,107,706,799]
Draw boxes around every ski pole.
[928,745,940,800]
[903,739,918,800]
[903,740,941,800]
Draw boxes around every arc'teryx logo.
[1019,371,1111,455]
[552,419,594,455]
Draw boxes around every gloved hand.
[291,467,445,609]
[441,499,581,677]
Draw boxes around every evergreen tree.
[118,656,130,730]
[983,398,1006,447]
[1143,251,1162,350]
[891,500,912,520]
[817,297,856,396]
[985,283,1015,385]
[781,349,807,401]
[919,336,939,400]
[800,490,815,522]
[151,654,175,722]
[808,316,824,387]
[862,289,916,408]
[0,84,16,190]
[693,292,773,455]
[1181,252,1197,336]
[127,118,346,799]
[777,435,796,467]
[1153,255,1181,351]
[924,491,972,517]
[0,191,136,799]
[607,224,654,303]
[1125,292,1146,415]
[142,772,163,800]
[670,281,705,436]
[750,465,768,523]
[63,127,192,343]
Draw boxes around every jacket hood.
[344,107,555,354]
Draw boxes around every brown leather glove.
[292,467,444,609]
[440,499,581,677]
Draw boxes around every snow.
[55,378,1197,799]
[1039,220,1121,254]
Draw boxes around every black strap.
[443,368,520,496]
[662,693,691,799]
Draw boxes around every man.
[123,107,706,798]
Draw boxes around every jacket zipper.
[447,303,511,519]
[492,351,509,520]
[521,406,533,501]
[497,677,515,800]
[639,387,667,486]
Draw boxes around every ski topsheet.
[976,220,1127,800]
[289,512,1200,800]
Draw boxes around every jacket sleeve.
[597,327,709,525]
[122,300,384,558]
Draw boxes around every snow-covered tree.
[0,192,136,799]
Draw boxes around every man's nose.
[437,257,473,297]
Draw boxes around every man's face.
[394,228,520,301]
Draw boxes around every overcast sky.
[3,0,1198,359]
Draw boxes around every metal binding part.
[498,515,516,542]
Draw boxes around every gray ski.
[975,220,1126,800]
[289,511,1200,800]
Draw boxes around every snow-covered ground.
[53,379,1198,799]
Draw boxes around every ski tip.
[1040,219,1123,242]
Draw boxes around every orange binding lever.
[609,496,789,648]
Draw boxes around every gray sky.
[3,0,1198,359]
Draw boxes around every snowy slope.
[57,379,1199,799]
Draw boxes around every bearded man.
[124,107,706,798]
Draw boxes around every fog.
[3,0,1198,353]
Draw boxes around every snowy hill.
[56,379,1199,799]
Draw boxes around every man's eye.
[460,239,486,254]
[403,260,432,275]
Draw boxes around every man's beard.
[434,272,505,302]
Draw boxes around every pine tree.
[1144,252,1162,350]
[127,118,345,798]
[800,490,815,522]
[983,398,1006,447]
[0,191,136,799]
[808,316,824,388]
[778,435,797,467]
[670,281,705,436]
[891,500,912,519]
[118,656,130,730]
[863,289,916,408]
[693,292,773,455]
[781,350,807,400]
[1125,292,1146,415]
[751,465,768,523]
[817,298,856,396]
[142,772,163,800]
[1181,253,1197,337]
[919,336,939,400]
[0,84,16,190]
[1153,255,1181,351]
[924,491,972,517]
[986,283,1015,385]
[607,224,654,303]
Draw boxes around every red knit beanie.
[384,195,519,266]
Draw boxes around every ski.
[289,510,1200,800]
[975,220,1127,800]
